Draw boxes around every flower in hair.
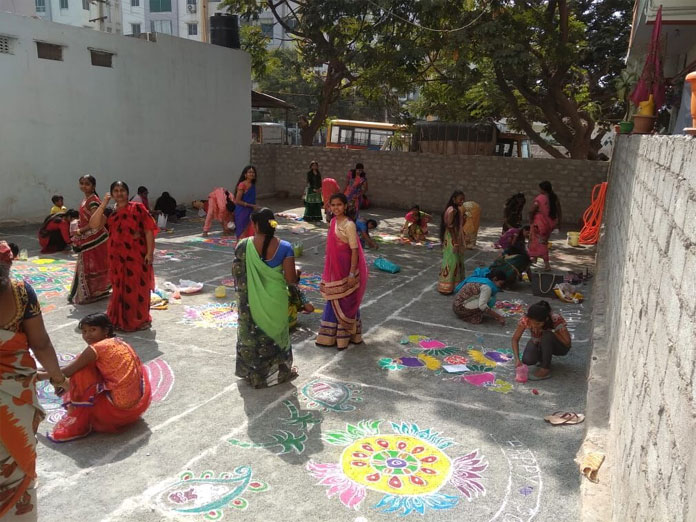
[269,220,278,229]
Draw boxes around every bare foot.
[302,303,315,314]
[202,231,209,237]
[533,368,551,378]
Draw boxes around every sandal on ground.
[544,411,585,426]
[528,372,552,381]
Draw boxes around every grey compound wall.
[251,145,609,225]
[596,135,696,520]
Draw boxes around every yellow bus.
[326,119,408,150]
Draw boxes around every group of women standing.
[302,161,369,223]
[56,175,157,333]
[235,192,367,388]
[438,181,561,294]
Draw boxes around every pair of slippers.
[528,372,551,381]
[544,411,585,426]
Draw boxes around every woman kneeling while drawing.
[511,300,570,381]
[452,269,507,325]
[39,313,152,442]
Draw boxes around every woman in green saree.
[303,161,323,222]
[233,208,304,388]
[437,190,467,294]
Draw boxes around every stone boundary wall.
[251,145,608,225]
[589,135,696,520]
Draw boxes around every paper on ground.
[443,364,470,373]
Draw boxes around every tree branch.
[494,67,567,159]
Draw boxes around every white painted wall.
[0,0,35,16]
[0,13,251,223]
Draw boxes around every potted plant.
[615,68,638,133]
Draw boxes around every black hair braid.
[251,208,276,259]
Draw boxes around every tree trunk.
[300,64,344,146]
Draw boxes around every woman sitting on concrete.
[39,313,152,442]
[452,269,507,325]
[511,300,571,380]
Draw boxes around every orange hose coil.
[579,182,608,245]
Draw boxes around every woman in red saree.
[0,241,67,520]
[527,181,562,270]
[90,181,157,332]
[316,193,368,350]
[39,313,151,442]
[38,210,78,254]
[69,175,111,304]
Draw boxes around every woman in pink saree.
[528,181,561,270]
[316,193,368,350]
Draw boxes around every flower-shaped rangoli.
[307,420,488,515]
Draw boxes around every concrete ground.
[2,200,596,521]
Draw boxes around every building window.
[35,0,45,12]
[260,21,273,38]
[36,42,63,61]
[82,0,89,9]
[185,0,195,12]
[59,0,68,8]
[90,49,113,67]
[131,23,141,35]
[131,0,139,6]
[187,23,197,36]
[150,20,172,34]
[149,0,170,12]
[0,35,14,54]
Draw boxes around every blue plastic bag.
[374,257,401,273]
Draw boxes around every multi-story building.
[15,0,296,49]
[34,0,123,34]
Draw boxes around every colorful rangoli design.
[410,338,459,357]
[188,236,237,249]
[11,259,75,300]
[228,400,321,455]
[299,379,363,412]
[307,420,488,515]
[494,299,527,317]
[156,468,269,519]
[182,302,239,329]
[298,273,322,294]
[380,336,514,393]
[144,358,175,402]
[38,355,174,424]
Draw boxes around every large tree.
[221,0,425,145]
[408,0,633,159]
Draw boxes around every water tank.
[210,13,240,49]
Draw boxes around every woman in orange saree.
[0,242,66,520]
[40,313,151,442]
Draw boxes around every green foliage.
[410,0,633,159]
[240,25,270,79]
[222,0,431,144]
